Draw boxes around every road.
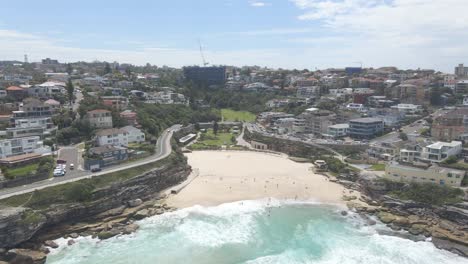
[0,125,181,200]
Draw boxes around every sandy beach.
[167,151,356,208]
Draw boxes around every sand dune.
[167,151,356,208]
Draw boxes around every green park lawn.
[190,129,236,150]
[221,109,256,122]
[6,163,39,178]
[370,164,386,171]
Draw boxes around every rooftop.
[96,128,127,136]
[350,117,383,123]
[90,145,127,154]
[426,141,462,149]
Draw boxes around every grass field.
[221,109,256,122]
[189,129,236,150]
[370,164,386,171]
[6,163,39,178]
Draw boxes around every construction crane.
[353,61,363,68]
[198,40,209,66]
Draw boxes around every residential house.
[85,109,113,129]
[348,118,384,139]
[368,140,404,160]
[384,162,465,187]
[120,110,138,126]
[85,145,128,170]
[6,86,27,100]
[121,126,145,143]
[95,128,129,147]
[0,136,50,159]
[102,96,129,110]
[28,81,66,99]
[419,141,462,163]
[44,99,61,110]
[390,104,423,115]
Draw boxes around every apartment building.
[455,80,468,95]
[6,117,55,138]
[348,118,384,139]
[327,124,349,138]
[384,162,465,187]
[296,86,320,98]
[455,63,468,77]
[85,109,113,129]
[431,108,468,141]
[298,109,336,135]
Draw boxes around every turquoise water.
[46,200,467,264]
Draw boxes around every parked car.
[91,167,102,173]
[53,169,65,177]
[70,163,74,170]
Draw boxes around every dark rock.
[67,240,75,246]
[44,240,58,249]
[122,224,139,235]
[133,209,149,220]
[69,233,79,239]
[8,249,46,264]
[433,237,468,257]
[341,211,348,216]
[97,230,120,240]
[368,220,377,226]
[128,199,143,208]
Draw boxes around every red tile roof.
[6,86,23,91]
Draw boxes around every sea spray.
[46,199,468,264]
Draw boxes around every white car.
[53,169,65,177]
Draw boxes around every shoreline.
[166,150,360,208]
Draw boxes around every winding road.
[0,125,181,200]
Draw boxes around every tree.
[213,121,219,135]
[125,66,132,79]
[104,62,112,75]
[399,132,408,141]
[66,63,73,75]
[66,79,75,105]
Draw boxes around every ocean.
[46,199,467,264]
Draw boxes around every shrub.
[390,182,463,206]
[64,182,95,202]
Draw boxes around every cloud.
[249,1,270,7]
[288,0,468,71]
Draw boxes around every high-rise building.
[455,63,468,77]
[183,66,226,86]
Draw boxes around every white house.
[95,128,129,147]
[0,136,49,158]
[28,81,66,98]
[390,104,423,114]
[346,103,366,112]
[420,141,462,163]
[121,126,146,143]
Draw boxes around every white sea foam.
[45,200,468,264]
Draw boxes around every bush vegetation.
[389,182,464,206]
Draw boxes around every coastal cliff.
[0,153,190,252]
[355,176,468,257]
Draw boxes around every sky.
[1,0,467,72]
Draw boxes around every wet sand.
[167,151,356,208]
